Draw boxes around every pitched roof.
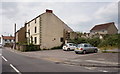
[90,22,114,31]
[2,36,14,40]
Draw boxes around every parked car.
[63,43,76,51]
[0,44,2,48]
[74,43,98,54]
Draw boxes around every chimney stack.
[46,9,53,13]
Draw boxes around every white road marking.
[10,64,21,74]
[103,70,108,72]
[84,67,96,70]
[99,70,108,72]
[2,56,8,62]
[86,60,118,65]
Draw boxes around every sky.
[0,0,119,36]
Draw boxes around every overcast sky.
[0,0,119,36]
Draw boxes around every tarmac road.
[1,47,119,74]
[2,47,96,73]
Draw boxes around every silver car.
[63,43,76,51]
[74,43,98,54]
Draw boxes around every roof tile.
[2,36,14,40]
[91,22,114,31]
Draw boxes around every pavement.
[102,49,120,52]
[0,48,2,74]
[4,47,120,69]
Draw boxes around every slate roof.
[90,22,114,31]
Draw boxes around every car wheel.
[75,52,79,54]
[67,48,70,51]
[82,50,86,54]
[63,49,65,51]
[94,49,98,53]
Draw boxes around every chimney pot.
[46,9,53,13]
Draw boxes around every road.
[1,47,119,74]
[2,47,95,73]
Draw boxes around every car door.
[84,44,90,52]
[72,44,76,49]
[72,44,75,50]
[69,44,73,50]
[88,44,93,52]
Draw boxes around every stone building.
[26,9,74,49]
[90,22,118,35]
[15,24,27,44]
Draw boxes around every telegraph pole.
[14,23,16,49]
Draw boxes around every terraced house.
[26,9,74,49]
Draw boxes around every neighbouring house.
[79,33,88,38]
[90,22,118,35]
[15,24,27,44]
[1,35,14,46]
[26,9,74,49]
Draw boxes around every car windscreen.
[77,44,84,47]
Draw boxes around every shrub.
[98,40,107,47]
[51,46,62,49]
[23,44,40,52]
[70,37,88,44]
[99,34,120,48]
[88,37,101,47]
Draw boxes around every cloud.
[95,3,118,20]
[0,3,2,35]
[65,15,91,25]
[1,2,118,35]
[68,2,118,32]
[1,0,119,2]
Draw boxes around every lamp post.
[14,23,16,49]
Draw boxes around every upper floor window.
[5,39,7,41]
[9,39,11,42]
[102,30,105,32]
[28,29,30,35]
[35,27,37,33]
[35,19,36,23]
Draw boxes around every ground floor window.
[34,37,37,44]
[60,37,63,42]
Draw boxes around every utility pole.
[14,23,16,49]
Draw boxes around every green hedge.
[98,34,120,47]
[70,37,101,47]
[21,44,40,52]
[51,46,62,49]
[70,34,120,48]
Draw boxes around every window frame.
[34,37,37,44]
[35,26,37,33]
